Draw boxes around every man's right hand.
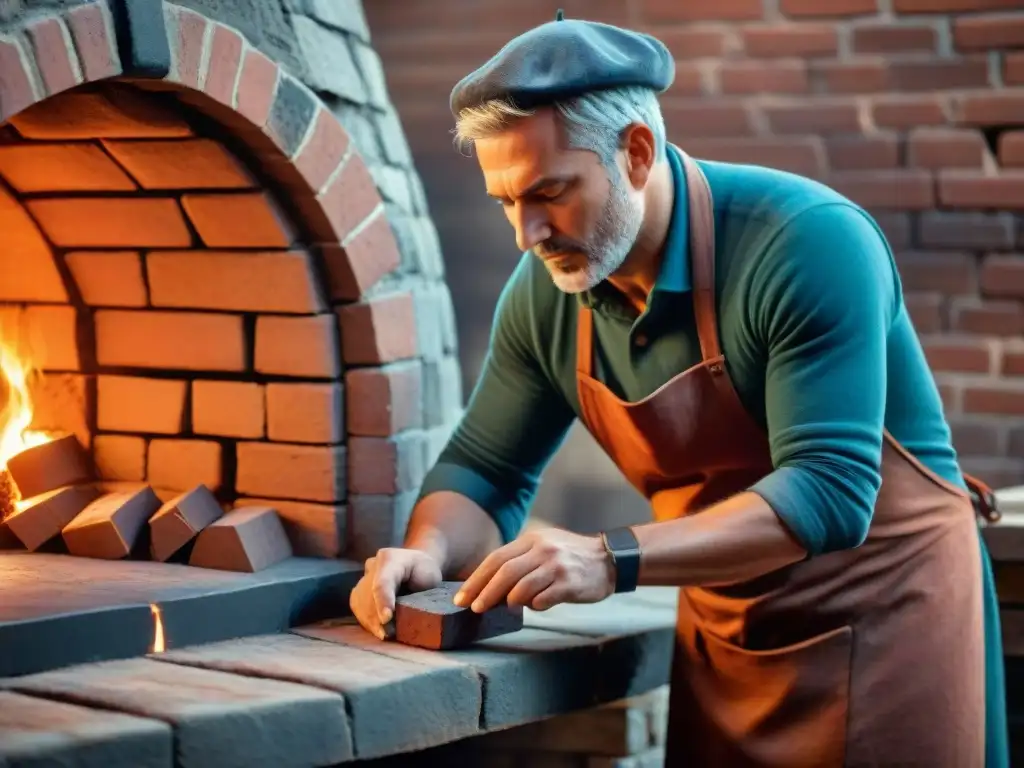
[349,547,444,640]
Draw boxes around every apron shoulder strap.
[681,153,723,366]
[575,306,594,377]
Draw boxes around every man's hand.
[349,548,443,640]
[453,527,615,613]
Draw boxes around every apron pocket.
[680,620,854,768]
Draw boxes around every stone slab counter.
[0,588,678,767]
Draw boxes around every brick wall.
[368,0,1024,491]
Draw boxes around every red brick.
[953,14,1024,50]
[895,0,1023,11]
[26,17,82,96]
[0,37,40,122]
[814,61,889,93]
[172,7,207,88]
[27,198,191,248]
[828,170,935,210]
[316,154,382,242]
[949,419,1002,456]
[10,90,193,139]
[764,102,861,135]
[204,24,243,106]
[950,297,1024,336]
[871,95,948,129]
[96,375,187,434]
[345,362,423,437]
[871,212,913,249]
[663,102,755,139]
[922,337,994,373]
[182,192,294,248]
[686,137,826,177]
[235,442,346,503]
[266,383,344,444]
[1000,132,1024,167]
[0,186,67,302]
[1007,53,1024,86]
[337,292,418,365]
[236,48,279,128]
[918,211,1016,250]
[938,171,1024,210]
[938,382,960,412]
[95,310,245,371]
[956,93,1024,127]
[889,58,990,92]
[666,63,705,96]
[233,497,344,558]
[0,305,76,372]
[254,314,341,378]
[652,27,731,58]
[852,24,938,54]
[719,61,808,94]
[782,0,877,15]
[192,381,264,439]
[825,136,900,171]
[92,435,146,482]
[0,143,135,192]
[348,433,426,495]
[294,109,351,194]
[66,2,121,81]
[905,292,945,333]
[66,250,147,308]
[981,254,1024,300]
[741,24,838,57]
[148,439,222,492]
[1004,346,1024,376]
[895,252,976,295]
[907,128,987,170]
[639,0,764,22]
[963,384,1024,416]
[147,250,324,314]
[103,139,252,189]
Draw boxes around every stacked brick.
[0,0,461,560]
[370,0,1024,489]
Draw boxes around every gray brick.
[375,107,414,167]
[300,0,370,41]
[424,422,457,469]
[268,73,317,157]
[158,633,481,760]
[415,217,447,279]
[917,211,1016,251]
[352,41,389,111]
[0,690,172,768]
[408,170,431,216]
[8,657,350,768]
[331,99,383,162]
[423,355,463,429]
[346,491,417,560]
[292,15,367,104]
[369,163,415,212]
[413,282,453,361]
[388,211,422,273]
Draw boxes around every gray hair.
[453,86,667,169]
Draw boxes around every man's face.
[475,109,643,294]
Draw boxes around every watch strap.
[601,526,641,593]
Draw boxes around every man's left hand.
[453,527,616,613]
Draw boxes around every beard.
[534,171,643,294]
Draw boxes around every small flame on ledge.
[150,604,165,654]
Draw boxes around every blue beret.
[449,15,675,116]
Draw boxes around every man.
[350,14,1008,767]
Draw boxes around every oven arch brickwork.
[0,0,462,562]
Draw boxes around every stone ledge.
[1,588,677,767]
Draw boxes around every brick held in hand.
[394,581,524,651]
[148,484,224,562]
[5,484,101,551]
[190,505,294,573]
[62,485,162,559]
[6,433,92,500]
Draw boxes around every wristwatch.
[600,526,642,593]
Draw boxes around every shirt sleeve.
[417,257,577,543]
[748,203,900,556]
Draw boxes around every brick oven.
[0,0,462,677]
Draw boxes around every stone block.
[0,143,135,193]
[97,375,187,434]
[27,197,192,248]
[422,355,464,428]
[66,250,148,307]
[395,581,524,650]
[348,432,427,494]
[8,657,351,768]
[93,435,147,482]
[62,485,162,560]
[103,138,253,189]
[149,484,224,562]
[10,90,192,139]
[0,690,172,768]
[193,380,265,439]
[147,438,223,493]
[0,185,67,302]
[292,15,367,104]
[235,442,346,503]
[332,101,382,163]
[302,0,370,40]
[345,361,423,436]
[7,433,92,500]
[351,41,388,110]
[95,310,246,372]
[266,382,343,444]
[6,484,101,551]
[234,497,345,558]
[158,632,479,759]
[181,193,294,248]
[346,491,417,561]
[255,314,341,378]
[266,71,318,157]
[190,506,293,573]
[368,164,414,212]
[374,107,414,168]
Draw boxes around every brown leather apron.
[575,153,987,767]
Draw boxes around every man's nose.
[512,202,551,252]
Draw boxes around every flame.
[150,604,165,653]
[0,339,51,473]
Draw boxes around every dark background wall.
[365,0,1024,532]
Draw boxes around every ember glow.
[150,604,166,653]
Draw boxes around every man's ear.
[620,122,657,190]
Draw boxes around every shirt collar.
[578,144,691,312]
